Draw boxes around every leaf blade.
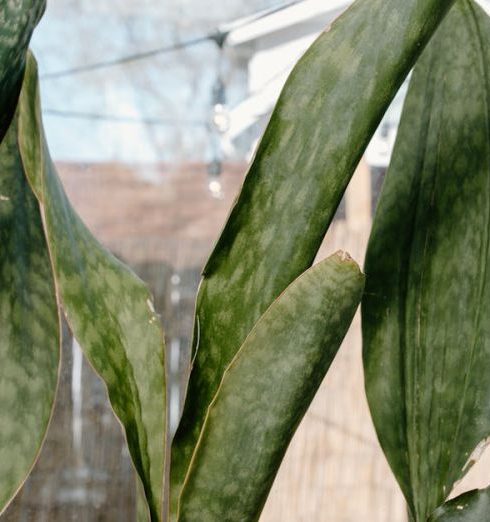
[171,0,457,512]
[0,0,45,141]
[17,53,167,522]
[0,101,59,513]
[429,488,490,521]
[177,252,364,522]
[362,2,490,519]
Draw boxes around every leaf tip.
[332,250,364,276]
[335,249,352,262]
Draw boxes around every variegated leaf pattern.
[16,53,167,522]
[171,0,457,515]
[362,2,490,520]
[0,91,59,515]
[177,252,364,522]
[0,0,45,141]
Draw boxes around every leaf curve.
[171,0,457,514]
[429,488,490,521]
[0,92,59,514]
[362,2,490,520]
[0,0,45,142]
[177,252,364,522]
[16,53,167,522]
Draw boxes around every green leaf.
[0,0,45,141]
[362,2,490,520]
[429,488,490,521]
[177,252,364,522]
[0,91,59,514]
[171,0,457,513]
[16,53,168,522]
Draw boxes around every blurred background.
[3,0,490,520]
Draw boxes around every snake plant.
[1,0,490,521]
[363,2,490,521]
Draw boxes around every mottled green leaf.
[362,2,490,520]
[16,53,167,522]
[171,0,456,513]
[429,488,490,521]
[0,92,59,515]
[177,252,364,522]
[0,90,60,512]
[0,0,45,141]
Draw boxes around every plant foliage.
[363,1,490,520]
[171,0,456,516]
[3,0,490,521]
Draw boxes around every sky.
[30,0,490,165]
[30,0,281,163]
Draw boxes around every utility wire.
[41,35,212,80]
[42,108,207,127]
[40,0,305,80]
[42,57,299,127]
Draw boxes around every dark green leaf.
[362,2,490,520]
[171,0,457,514]
[429,488,490,521]
[177,252,364,522]
[0,0,45,141]
[17,53,167,522]
[0,100,59,513]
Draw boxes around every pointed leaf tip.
[177,253,364,521]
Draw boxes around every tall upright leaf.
[0,98,59,514]
[171,0,456,513]
[362,2,490,520]
[178,252,364,521]
[17,53,168,522]
[0,0,45,141]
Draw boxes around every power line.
[41,35,212,80]
[42,108,207,127]
[42,56,299,128]
[40,0,304,80]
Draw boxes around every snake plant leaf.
[362,2,490,520]
[177,252,364,522]
[0,98,59,514]
[0,0,45,142]
[429,488,490,521]
[171,0,456,513]
[16,53,167,522]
